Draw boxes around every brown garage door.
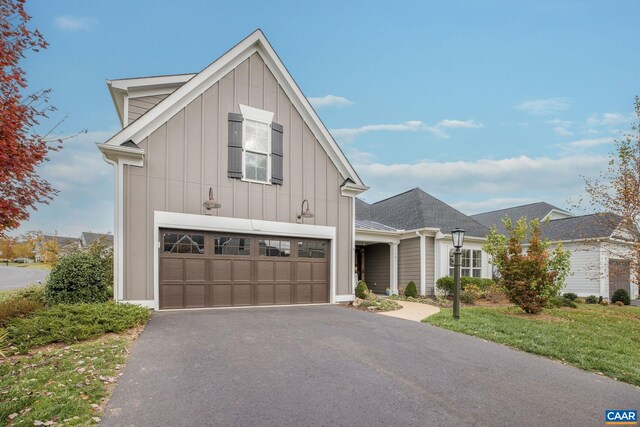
[609,259,631,300]
[159,229,329,309]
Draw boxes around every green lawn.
[424,304,640,386]
[0,336,132,426]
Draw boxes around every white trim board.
[152,211,338,310]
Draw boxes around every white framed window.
[239,104,273,184]
[449,249,482,278]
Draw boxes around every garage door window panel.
[214,236,251,256]
[163,233,205,254]
[259,239,291,257]
[297,241,326,258]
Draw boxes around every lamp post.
[451,228,465,319]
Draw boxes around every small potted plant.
[385,287,391,296]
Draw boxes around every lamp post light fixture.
[297,199,314,223]
[202,187,222,213]
[450,228,465,319]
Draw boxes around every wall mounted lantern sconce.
[297,199,314,223]
[203,187,222,214]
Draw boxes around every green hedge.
[435,276,495,296]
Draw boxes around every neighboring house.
[355,188,493,296]
[471,203,639,300]
[34,235,81,262]
[97,30,366,310]
[34,233,113,262]
[80,232,114,248]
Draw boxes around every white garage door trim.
[152,210,337,311]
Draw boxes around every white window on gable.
[243,118,270,183]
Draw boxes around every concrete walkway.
[379,299,440,322]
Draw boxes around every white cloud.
[517,97,570,115]
[354,154,607,210]
[586,112,629,127]
[436,119,483,129]
[332,118,483,142]
[566,137,613,148]
[545,119,573,136]
[54,16,98,32]
[308,95,353,108]
[12,129,117,237]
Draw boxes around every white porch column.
[389,242,399,294]
[419,233,426,296]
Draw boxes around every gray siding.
[128,94,169,124]
[364,243,389,294]
[425,236,435,295]
[398,237,420,290]
[123,52,354,300]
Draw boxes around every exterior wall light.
[450,228,465,319]
[203,187,222,213]
[297,199,314,223]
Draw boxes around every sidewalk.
[379,300,440,322]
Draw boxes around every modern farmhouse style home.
[97,30,367,310]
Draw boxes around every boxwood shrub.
[45,252,109,304]
[404,281,418,298]
[355,280,368,299]
[611,288,631,305]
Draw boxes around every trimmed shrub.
[436,276,454,296]
[45,252,108,305]
[436,276,496,297]
[0,298,44,327]
[598,296,604,304]
[355,281,368,299]
[615,301,624,306]
[611,288,631,305]
[404,281,418,298]
[600,300,609,306]
[547,296,577,308]
[562,292,578,301]
[585,295,598,304]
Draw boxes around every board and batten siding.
[364,243,390,294]
[127,94,169,125]
[561,242,602,295]
[122,52,354,300]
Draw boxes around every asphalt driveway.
[0,265,48,290]
[104,305,639,427]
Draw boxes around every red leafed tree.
[0,0,60,237]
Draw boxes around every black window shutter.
[271,122,283,185]
[228,113,243,179]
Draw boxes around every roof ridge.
[415,190,491,232]
[471,201,551,216]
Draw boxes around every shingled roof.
[540,213,623,241]
[471,202,568,235]
[356,188,490,238]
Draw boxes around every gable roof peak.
[98,29,364,188]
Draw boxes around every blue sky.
[14,0,640,236]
